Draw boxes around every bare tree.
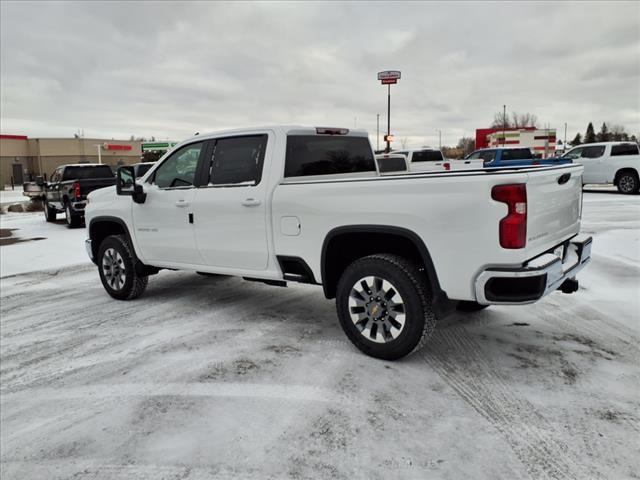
[456,136,475,155]
[609,124,629,141]
[491,111,538,129]
[491,111,512,129]
[511,112,538,128]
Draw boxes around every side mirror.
[116,166,146,204]
[36,176,44,187]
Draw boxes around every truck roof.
[567,141,639,148]
[180,125,369,145]
[59,163,113,168]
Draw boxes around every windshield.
[62,165,114,180]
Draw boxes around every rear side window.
[285,136,375,177]
[611,144,639,156]
[63,165,113,180]
[581,146,605,158]
[412,150,443,162]
[208,135,267,186]
[501,149,532,161]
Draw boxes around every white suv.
[562,142,640,194]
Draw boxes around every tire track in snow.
[422,324,601,480]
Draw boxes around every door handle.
[175,200,190,207]
[242,198,262,207]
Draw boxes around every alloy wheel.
[348,276,406,343]
[102,248,127,290]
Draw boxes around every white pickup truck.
[561,141,640,194]
[85,126,592,360]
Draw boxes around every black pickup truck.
[39,164,115,227]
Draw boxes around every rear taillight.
[491,183,527,249]
[73,181,81,200]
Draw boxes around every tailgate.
[525,165,583,254]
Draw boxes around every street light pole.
[376,114,380,151]
[93,144,102,164]
[564,122,567,151]
[437,129,442,150]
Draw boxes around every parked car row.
[378,141,640,194]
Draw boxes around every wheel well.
[614,168,639,182]
[321,227,442,300]
[89,220,127,259]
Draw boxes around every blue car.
[466,147,572,168]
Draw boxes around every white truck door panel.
[192,134,270,270]
[192,186,268,269]
[133,185,200,264]
[133,140,205,265]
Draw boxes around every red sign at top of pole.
[378,70,401,84]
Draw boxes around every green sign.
[142,142,177,152]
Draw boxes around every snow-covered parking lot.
[1,190,639,480]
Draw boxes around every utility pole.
[437,129,442,150]
[376,114,380,151]
[502,104,506,146]
[564,122,567,151]
[93,144,102,164]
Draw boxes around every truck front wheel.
[43,201,57,222]
[98,235,148,300]
[336,254,436,360]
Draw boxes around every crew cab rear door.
[190,133,271,270]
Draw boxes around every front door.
[133,141,205,265]
[191,133,270,270]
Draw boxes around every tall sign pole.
[378,70,401,153]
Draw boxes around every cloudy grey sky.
[1,1,639,148]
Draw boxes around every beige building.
[0,135,143,184]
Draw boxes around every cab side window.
[152,142,203,188]
[207,135,267,186]
[50,168,63,183]
[581,146,605,158]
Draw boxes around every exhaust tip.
[559,278,579,294]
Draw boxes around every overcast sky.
[1,1,639,148]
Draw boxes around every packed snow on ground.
[1,191,639,480]
[0,212,90,277]
[0,187,30,207]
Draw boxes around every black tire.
[65,202,82,228]
[616,171,639,194]
[97,234,148,300]
[43,201,57,222]
[456,301,489,312]
[336,254,436,360]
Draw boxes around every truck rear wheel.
[98,234,148,300]
[43,201,57,222]
[616,171,639,194]
[336,254,436,360]
[65,202,82,228]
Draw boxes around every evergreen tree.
[584,122,596,144]
[596,122,610,142]
[571,132,582,145]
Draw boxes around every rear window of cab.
[285,136,375,177]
